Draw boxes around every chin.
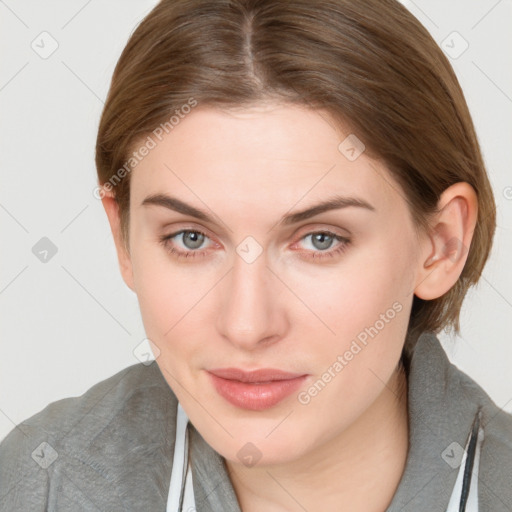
[208,420,313,468]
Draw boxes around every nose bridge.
[216,247,280,348]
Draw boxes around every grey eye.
[309,233,335,250]
[181,231,205,249]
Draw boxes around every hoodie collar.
[385,332,480,510]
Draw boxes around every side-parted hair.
[95,0,496,352]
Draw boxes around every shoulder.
[411,333,512,453]
[449,358,512,507]
[0,361,177,511]
[1,360,176,444]
[447,346,512,511]
[445,347,512,449]
[405,333,512,509]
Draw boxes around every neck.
[224,364,409,512]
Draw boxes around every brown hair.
[95,0,496,350]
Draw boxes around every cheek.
[290,261,410,438]
[130,244,204,351]
[285,234,415,390]
[286,239,414,344]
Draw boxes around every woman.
[1,0,511,510]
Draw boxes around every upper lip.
[208,368,306,383]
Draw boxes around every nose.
[215,249,287,351]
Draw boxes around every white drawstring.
[445,416,484,511]
[166,402,196,512]
[465,424,483,510]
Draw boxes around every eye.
[294,231,351,260]
[159,229,213,259]
[159,228,351,262]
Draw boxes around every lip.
[207,368,308,411]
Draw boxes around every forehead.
[129,104,404,217]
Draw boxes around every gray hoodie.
[1,332,511,511]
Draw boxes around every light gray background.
[1,0,511,443]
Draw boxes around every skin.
[102,103,478,511]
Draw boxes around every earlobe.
[100,188,135,292]
[414,182,477,301]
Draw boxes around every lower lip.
[207,373,308,411]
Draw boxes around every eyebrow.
[141,193,375,226]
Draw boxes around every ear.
[100,188,135,292]
[414,182,478,300]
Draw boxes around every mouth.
[207,368,309,411]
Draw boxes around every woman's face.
[124,103,425,466]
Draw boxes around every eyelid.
[290,230,349,250]
[163,222,350,246]
[162,223,220,243]
[157,214,230,241]
[292,222,352,240]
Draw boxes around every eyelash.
[158,229,351,261]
